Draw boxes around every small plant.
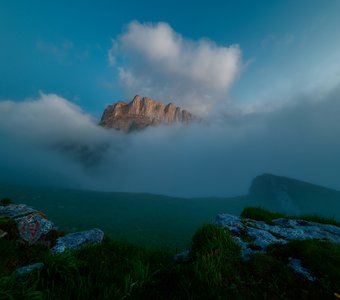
[241,207,286,224]
[297,214,340,227]
[241,206,340,227]
[43,229,65,247]
[0,198,12,206]
[268,239,340,298]
[0,216,19,240]
[191,224,241,259]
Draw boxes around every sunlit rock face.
[99,95,195,132]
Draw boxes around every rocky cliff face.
[99,95,195,132]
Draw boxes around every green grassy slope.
[1,174,339,250]
[0,184,251,250]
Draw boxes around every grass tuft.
[0,198,12,206]
[0,217,19,240]
[241,207,285,224]
[241,206,340,227]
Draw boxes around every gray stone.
[0,229,7,239]
[16,262,44,277]
[288,258,316,282]
[247,227,287,249]
[51,228,104,254]
[215,213,245,234]
[174,250,190,262]
[0,204,37,219]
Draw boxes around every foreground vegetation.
[0,204,340,299]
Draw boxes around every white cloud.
[0,93,125,188]
[109,21,243,114]
[0,93,106,145]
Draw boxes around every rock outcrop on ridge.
[99,95,195,132]
[215,213,340,281]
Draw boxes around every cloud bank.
[1,89,340,197]
[109,21,242,114]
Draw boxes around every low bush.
[0,198,12,206]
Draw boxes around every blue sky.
[1,0,340,116]
[1,1,340,196]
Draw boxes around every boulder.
[0,204,56,245]
[16,213,56,245]
[51,228,104,254]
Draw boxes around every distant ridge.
[249,173,340,216]
[99,95,195,132]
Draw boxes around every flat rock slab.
[51,228,104,254]
[0,204,37,219]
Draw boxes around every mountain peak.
[99,95,195,132]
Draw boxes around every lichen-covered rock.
[0,204,56,245]
[51,228,104,254]
[215,213,246,233]
[16,213,56,245]
[215,214,340,257]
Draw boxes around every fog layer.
[0,86,339,197]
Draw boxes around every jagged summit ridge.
[99,95,195,132]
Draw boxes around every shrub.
[297,214,340,227]
[241,207,286,224]
[178,225,242,299]
[0,198,12,206]
[0,216,19,240]
[241,207,340,227]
